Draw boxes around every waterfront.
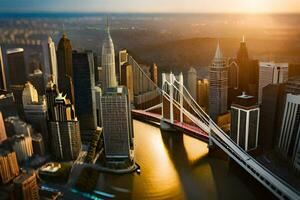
[65,120,256,200]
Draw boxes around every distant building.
[186,67,197,100]
[258,62,288,103]
[120,62,134,102]
[0,112,7,143]
[288,63,300,78]
[151,63,158,85]
[43,36,58,85]
[12,135,33,162]
[231,93,259,151]
[197,79,209,112]
[6,48,27,87]
[57,33,75,103]
[209,42,228,121]
[94,86,102,127]
[227,58,238,89]
[0,91,18,118]
[0,150,19,184]
[10,84,25,118]
[0,46,7,90]
[48,93,81,161]
[45,81,59,121]
[4,117,33,137]
[32,134,45,156]
[28,69,45,95]
[101,86,134,162]
[13,172,39,200]
[119,49,128,82]
[72,50,97,142]
[259,84,285,152]
[278,93,300,171]
[102,20,117,90]
[22,82,48,150]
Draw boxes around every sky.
[0,0,300,13]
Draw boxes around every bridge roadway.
[132,110,209,142]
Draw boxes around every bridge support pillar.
[169,73,174,124]
[179,72,183,123]
[162,73,166,118]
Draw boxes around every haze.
[1,0,300,13]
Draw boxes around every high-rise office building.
[186,67,197,100]
[0,150,19,184]
[43,36,58,85]
[32,133,45,156]
[0,91,18,118]
[209,43,228,121]
[101,86,134,162]
[102,20,117,90]
[259,84,285,152]
[120,62,134,102]
[72,51,97,139]
[288,63,300,78]
[45,81,59,121]
[4,117,33,137]
[197,79,209,112]
[95,86,102,127]
[48,93,81,161]
[228,37,259,105]
[119,49,128,83]
[28,69,45,95]
[231,93,260,151]
[13,172,39,200]
[12,135,33,162]
[151,63,158,85]
[6,48,27,87]
[10,84,25,118]
[0,46,7,90]
[278,93,300,171]
[0,112,7,143]
[22,82,48,150]
[57,33,75,103]
[258,62,288,103]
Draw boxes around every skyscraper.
[0,150,19,184]
[186,67,197,100]
[6,48,27,87]
[197,79,209,112]
[209,42,228,121]
[0,91,18,118]
[12,135,33,163]
[0,112,7,143]
[0,46,7,90]
[13,172,39,200]
[258,62,288,103]
[259,84,285,152]
[119,49,128,83]
[151,63,158,85]
[94,86,102,127]
[28,69,46,95]
[120,62,134,102]
[72,50,97,142]
[43,36,58,85]
[48,93,81,161]
[22,82,48,151]
[102,19,117,90]
[57,33,75,103]
[278,93,300,171]
[101,86,134,162]
[230,93,260,151]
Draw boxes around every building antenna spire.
[62,23,66,37]
[242,35,245,43]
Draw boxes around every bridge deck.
[132,110,209,142]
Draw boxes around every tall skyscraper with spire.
[0,46,7,90]
[209,42,228,121]
[101,18,117,90]
[43,36,58,85]
[57,33,75,103]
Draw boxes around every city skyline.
[1,0,300,14]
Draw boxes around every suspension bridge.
[126,59,300,200]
